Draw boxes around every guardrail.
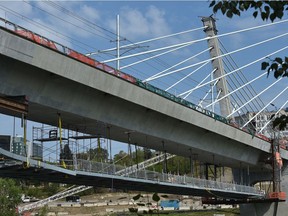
[0,145,265,200]
[71,159,263,196]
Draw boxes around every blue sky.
[0,1,287,156]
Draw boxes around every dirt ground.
[32,192,202,216]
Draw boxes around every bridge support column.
[240,202,281,216]
[240,161,288,216]
[281,160,288,203]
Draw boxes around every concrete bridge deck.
[0,25,286,173]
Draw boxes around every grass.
[113,208,240,216]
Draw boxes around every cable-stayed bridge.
[0,18,283,169]
[0,15,287,216]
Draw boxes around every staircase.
[18,153,176,213]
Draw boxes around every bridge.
[0,16,287,216]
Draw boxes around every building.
[0,135,42,159]
[234,109,288,141]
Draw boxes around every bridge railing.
[72,159,263,196]
[0,141,264,198]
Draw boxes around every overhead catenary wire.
[88,26,206,56]
[120,42,194,70]
[41,0,117,41]
[100,18,288,65]
[41,0,186,75]
[44,0,204,74]
[0,4,96,52]
[12,1,177,81]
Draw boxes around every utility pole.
[201,16,232,118]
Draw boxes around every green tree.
[209,0,288,129]
[60,144,73,165]
[113,150,131,166]
[43,182,61,197]
[151,155,191,175]
[113,148,146,167]
[144,147,153,160]
[87,147,109,162]
[210,1,287,21]
[77,146,108,162]
[0,178,22,216]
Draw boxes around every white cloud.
[145,5,170,37]
[80,4,100,22]
[107,5,171,41]
[0,1,33,19]
[109,6,149,39]
[33,1,101,39]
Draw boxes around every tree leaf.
[270,13,276,22]
[213,2,223,13]
[227,10,233,18]
[235,9,241,16]
[276,10,284,19]
[261,12,268,20]
[275,68,283,78]
[282,63,288,71]
[275,57,283,64]
[253,11,258,18]
[244,1,251,10]
[261,62,269,70]
[256,1,263,8]
[274,115,288,130]
[239,2,245,11]
[221,5,227,15]
[209,0,216,7]
[271,63,278,71]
